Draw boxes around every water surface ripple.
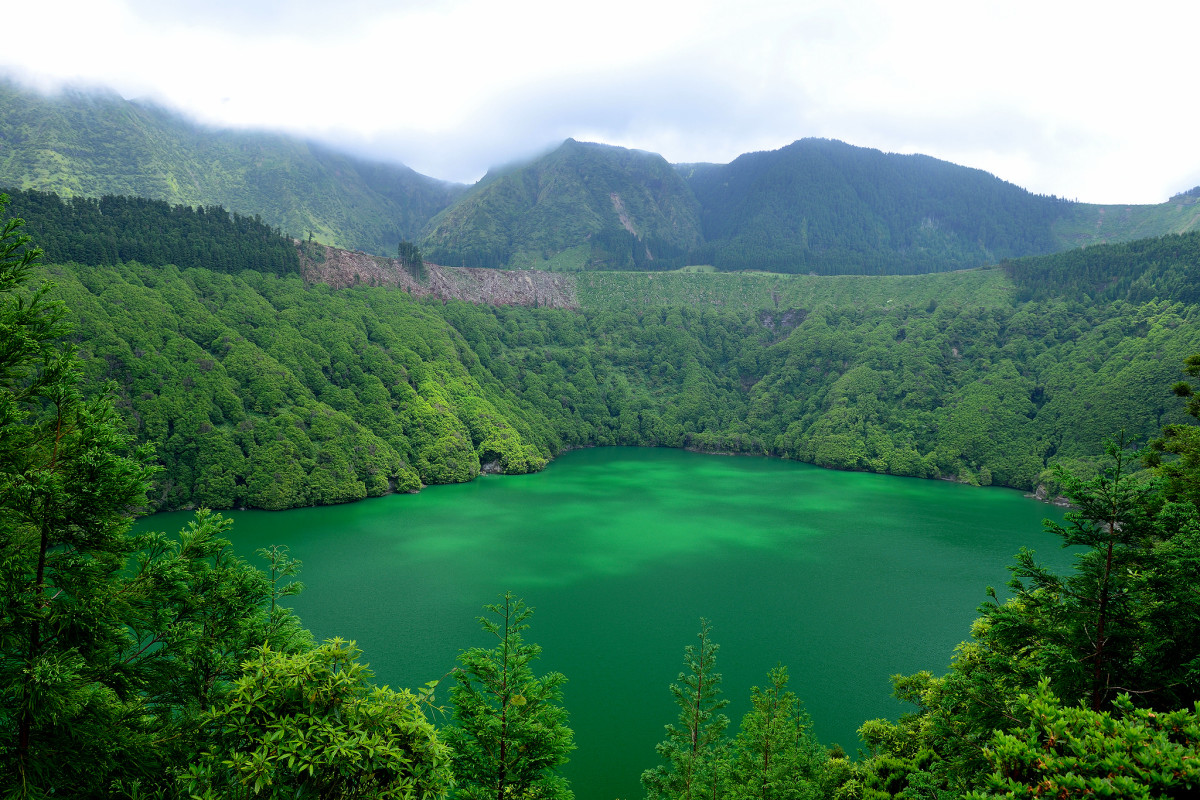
[139,447,1070,800]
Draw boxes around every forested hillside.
[23,215,1199,510]
[0,79,466,253]
[679,138,1068,273]
[2,187,300,275]
[1003,230,1200,304]
[6,80,1200,275]
[421,139,704,270]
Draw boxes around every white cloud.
[3,0,1199,201]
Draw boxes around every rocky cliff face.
[298,243,578,309]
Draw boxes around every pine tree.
[642,618,730,800]
[727,665,826,800]
[0,194,159,794]
[720,666,825,800]
[445,592,574,800]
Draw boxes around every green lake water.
[138,446,1071,800]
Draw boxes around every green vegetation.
[398,240,426,281]
[6,80,1200,275]
[185,639,452,800]
[642,618,731,800]
[1003,230,1200,304]
[4,193,1200,799]
[3,187,300,275]
[0,197,318,796]
[828,373,1200,797]
[418,137,1200,276]
[971,680,1200,799]
[1052,198,1200,250]
[12,222,1193,511]
[0,79,465,254]
[421,139,702,270]
[446,593,574,800]
[680,138,1069,274]
[4,185,1196,512]
[726,666,827,800]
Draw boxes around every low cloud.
[2,0,1198,203]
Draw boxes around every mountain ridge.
[4,78,1199,272]
[0,78,468,253]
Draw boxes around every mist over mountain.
[3,78,1199,272]
[0,79,467,253]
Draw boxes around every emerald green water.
[139,447,1070,800]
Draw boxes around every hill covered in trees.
[678,138,1068,273]
[11,183,1196,510]
[2,187,300,275]
[5,79,1200,274]
[0,79,467,253]
[4,188,1200,796]
[421,139,704,270]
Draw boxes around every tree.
[0,194,160,796]
[994,435,1166,711]
[120,510,315,790]
[726,665,826,800]
[970,679,1200,799]
[642,618,730,800]
[445,592,574,800]
[1147,353,1200,511]
[185,638,453,800]
[398,240,425,281]
[0,196,317,797]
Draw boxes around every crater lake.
[137,446,1071,800]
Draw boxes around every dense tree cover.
[419,137,1099,276]
[23,241,1197,511]
[825,376,1200,798]
[38,261,556,510]
[185,639,453,800]
[6,196,1200,799]
[0,198,314,796]
[0,79,466,254]
[421,139,702,271]
[2,187,300,275]
[969,680,1200,799]
[1003,230,1200,305]
[8,77,1200,273]
[417,137,1200,276]
[0,202,525,799]
[680,139,1073,275]
[629,353,1200,800]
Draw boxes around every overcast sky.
[4,0,1198,203]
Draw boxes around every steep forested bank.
[4,184,1199,515]
[37,251,1200,511]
